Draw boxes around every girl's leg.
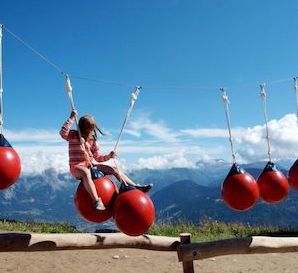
[95,164,136,186]
[95,164,153,192]
[74,165,99,201]
[73,166,106,210]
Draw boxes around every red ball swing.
[0,134,21,190]
[222,163,259,211]
[64,76,118,223]
[257,161,289,203]
[0,26,21,190]
[113,184,155,236]
[220,88,259,211]
[257,84,289,204]
[109,86,155,236]
[65,78,155,232]
[74,170,118,223]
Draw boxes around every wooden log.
[180,233,194,273]
[177,236,298,262]
[0,232,180,252]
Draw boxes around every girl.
[60,110,152,211]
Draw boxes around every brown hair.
[78,115,105,140]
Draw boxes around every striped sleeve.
[59,117,75,140]
[91,140,108,162]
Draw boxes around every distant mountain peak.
[196,158,229,168]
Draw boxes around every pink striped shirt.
[59,117,107,167]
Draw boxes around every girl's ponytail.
[93,125,105,140]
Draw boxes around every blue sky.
[1,0,298,174]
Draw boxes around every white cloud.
[131,151,197,170]
[123,128,141,138]
[5,129,61,143]
[15,145,69,175]
[127,115,179,142]
[6,113,298,175]
[181,128,246,138]
[181,114,298,163]
[181,128,227,138]
[235,114,298,162]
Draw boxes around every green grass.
[149,218,290,242]
[0,219,79,233]
[0,218,296,242]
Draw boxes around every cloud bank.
[4,113,298,175]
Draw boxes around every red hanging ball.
[222,163,259,211]
[0,134,21,190]
[257,161,289,203]
[288,159,298,191]
[75,176,118,223]
[113,186,155,236]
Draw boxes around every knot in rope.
[259,83,272,162]
[220,88,230,104]
[65,75,73,93]
[131,86,141,102]
[260,83,266,98]
[220,87,236,164]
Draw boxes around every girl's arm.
[59,117,75,140]
[91,141,113,162]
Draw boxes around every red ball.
[257,170,289,203]
[0,147,21,190]
[75,176,118,223]
[222,172,259,211]
[288,161,298,191]
[113,189,155,236]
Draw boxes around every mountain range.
[1,159,298,231]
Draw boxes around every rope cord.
[111,86,141,185]
[260,84,272,162]
[0,25,3,133]
[220,88,236,164]
[4,26,66,76]
[71,76,293,92]
[113,86,141,153]
[3,25,297,93]
[294,77,298,126]
[70,75,131,89]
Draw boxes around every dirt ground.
[0,248,297,273]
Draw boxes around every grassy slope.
[0,218,296,242]
[0,219,79,233]
[149,218,294,242]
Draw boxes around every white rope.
[113,86,141,153]
[71,76,293,92]
[3,25,298,93]
[4,26,66,76]
[220,88,236,164]
[70,75,131,88]
[260,83,272,162]
[111,86,141,185]
[293,77,298,126]
[0,24,3,134]
[65,76,76,111]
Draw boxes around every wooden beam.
[180,233,194,273]
[0,232,180,252]
[177,236,298,261]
